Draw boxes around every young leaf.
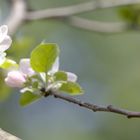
[19,91,41,106]
[59,81,83,95]
[30,43,59,72]
[0,59,18,69]
[54,71,67,81]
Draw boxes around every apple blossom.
[5,58,35,88]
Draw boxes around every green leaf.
[54,71,67,81]
[0,59,18,69]
[30,43,59,72]
[59,81,83,95]
[19,91,41,106]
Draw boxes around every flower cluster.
[0,25,83,106]
[5,57,77,89]
[5,58,35,87]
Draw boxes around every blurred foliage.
[119,4,140,25]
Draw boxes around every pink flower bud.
[5,71,26,88]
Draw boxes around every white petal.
[48,57,59,75]
[66,72,77,82]
[0,25,8,42]
[0,35,12,52]
[19,58,35,76]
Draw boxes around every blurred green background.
[1,0,140,140]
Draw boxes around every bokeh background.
[1,0,140,140]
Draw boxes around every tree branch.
[25,1,95,20]
[46,91,140,119]
[5,0,140,34]
[24,0,140,33]
[67,16,130,33]
[5,0,27,35]
[25,0,140,21]
[0,128,21,140]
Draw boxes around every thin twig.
[46,91,140,119]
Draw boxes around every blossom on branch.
[4,43,83,106]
